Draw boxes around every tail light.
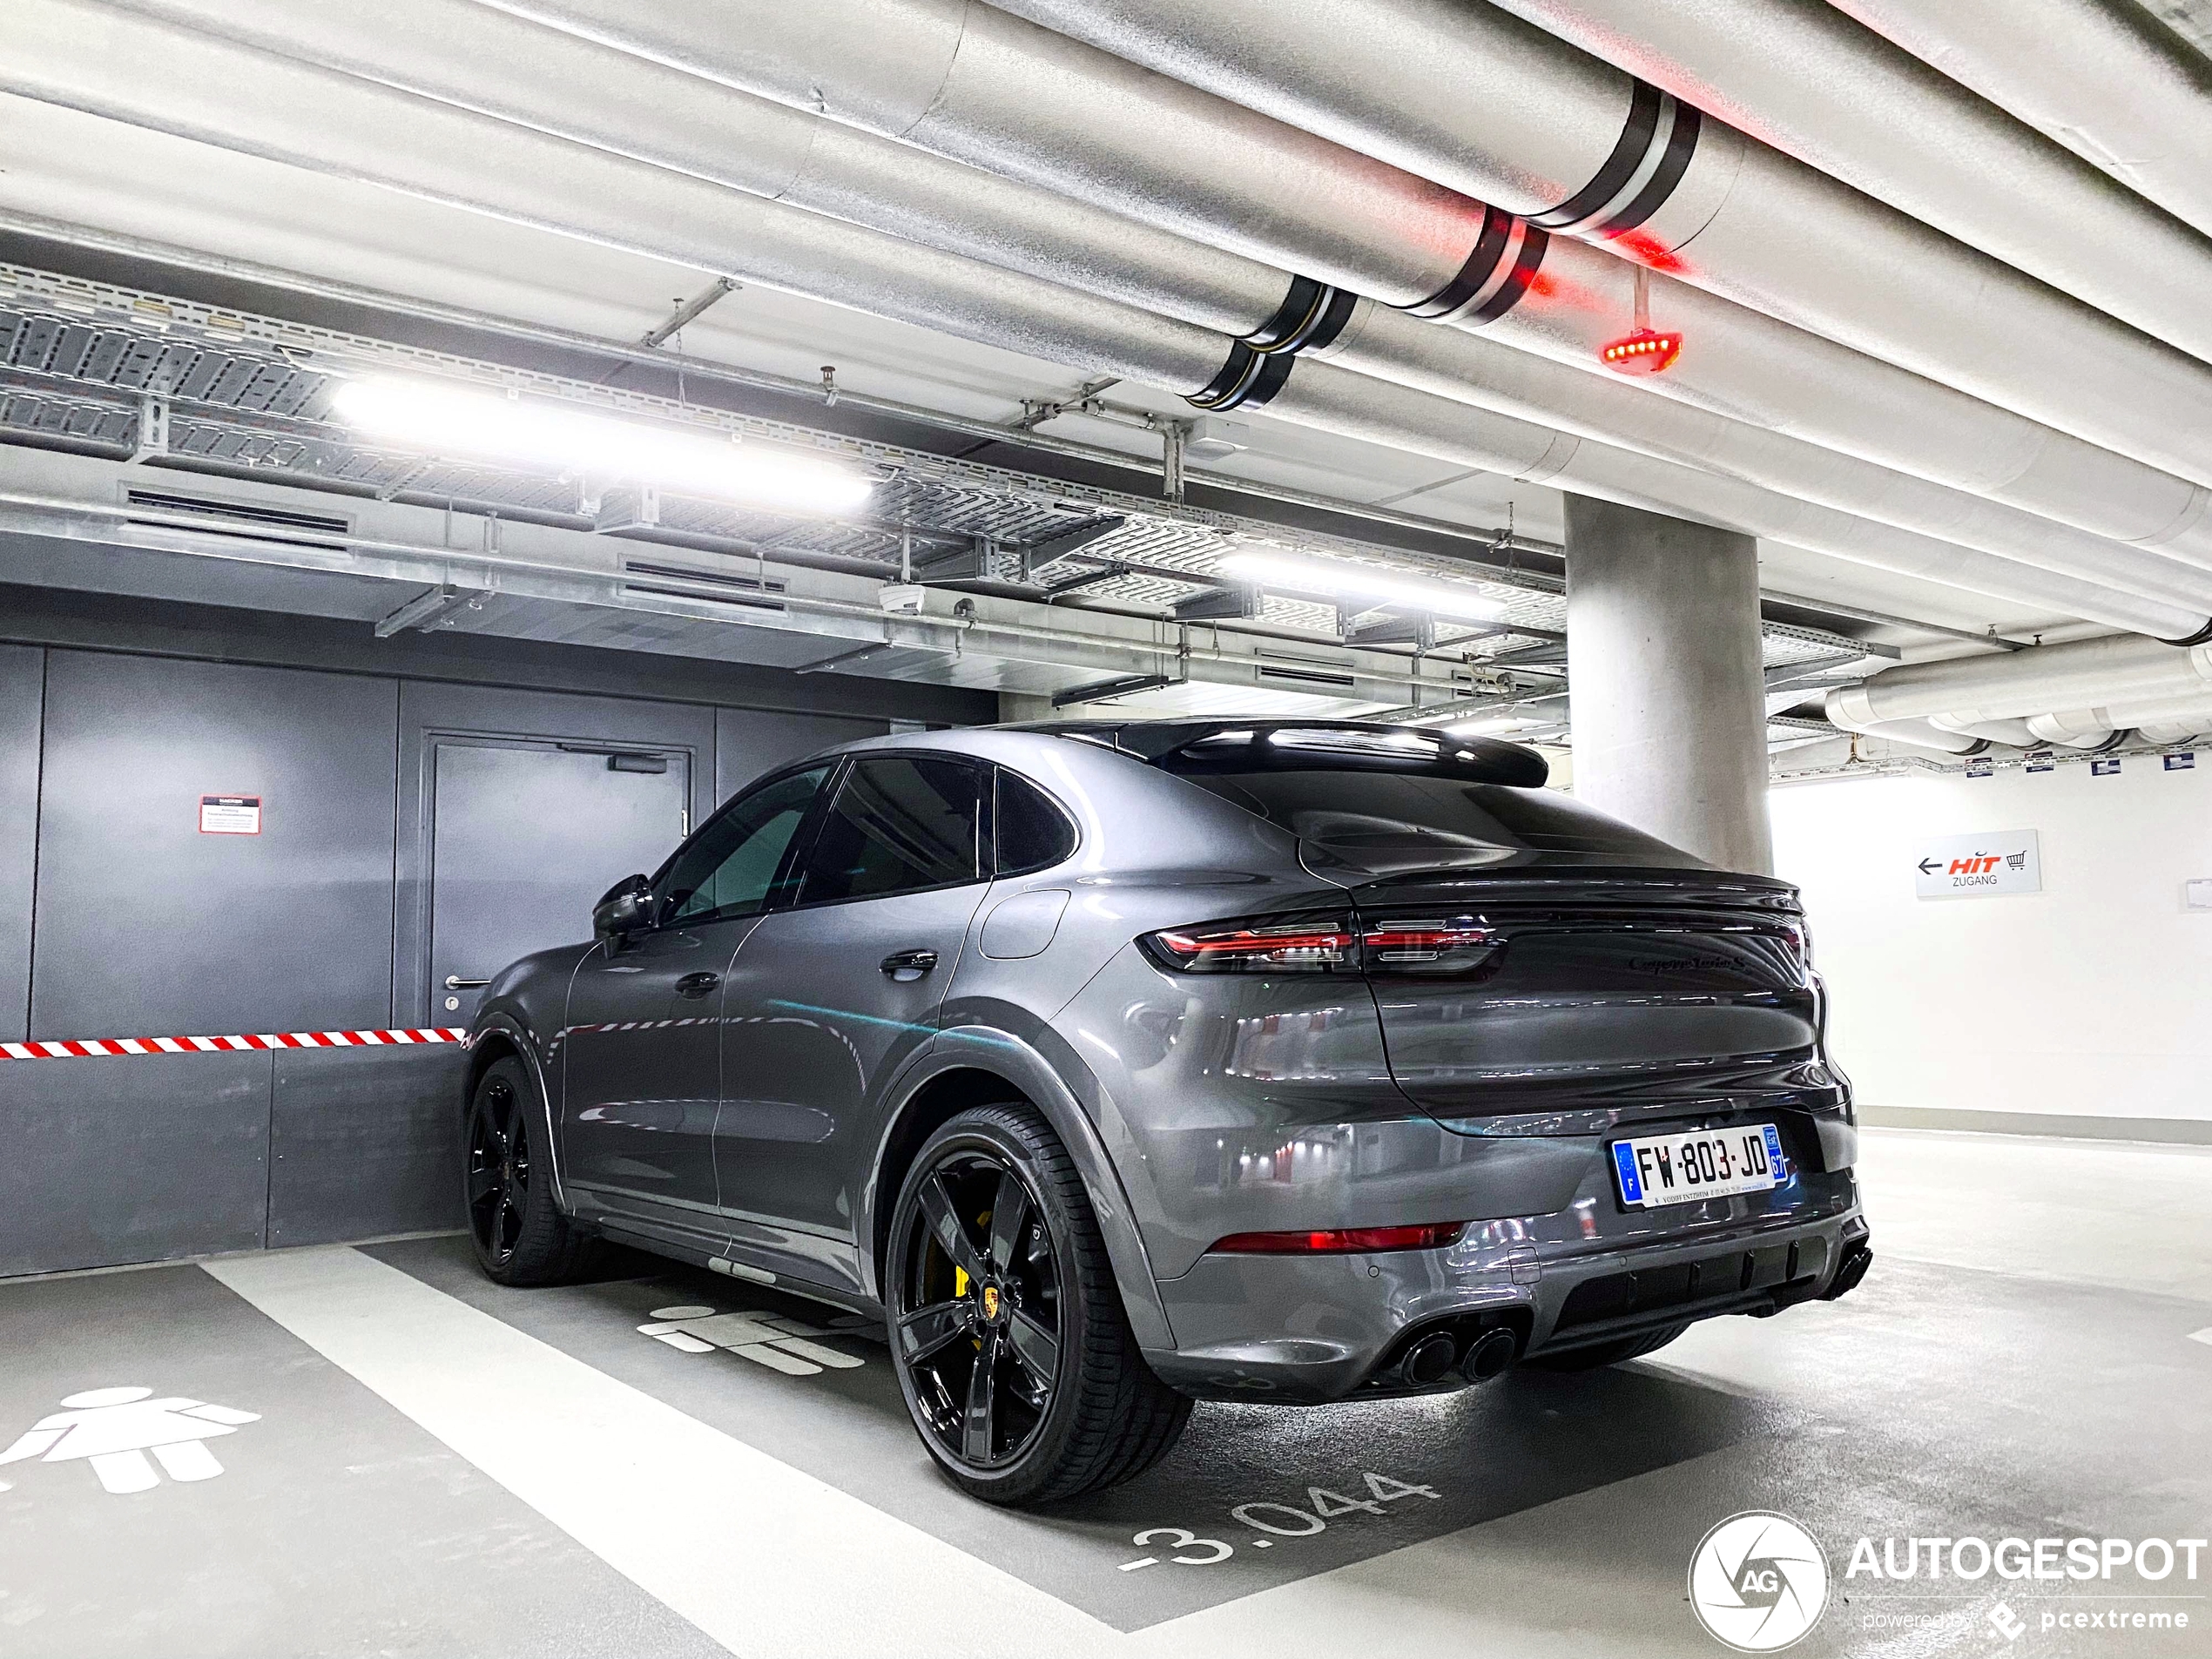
[1210,1222,1467,1254]
[1141,913,1499,975]
[1142,914,1357,974]
[1782,921,1813,984]
[1359,920,1498,975]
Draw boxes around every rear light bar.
[1141,913,1497,974]
[1147,921,1356,972]
[1210,1222,1467,1254]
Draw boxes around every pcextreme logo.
[1689,1512,1831,1652]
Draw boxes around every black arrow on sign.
[1917,858,1942,874]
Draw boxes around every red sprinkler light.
[1601,327,1683,374]
[1602,263,1680,374]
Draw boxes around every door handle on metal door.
[880,948,939,982]
[443,975,492,989]
[675,972,721,999]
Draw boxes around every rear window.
[1170,770,1703,871]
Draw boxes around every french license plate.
[1610,1123,1784,1209]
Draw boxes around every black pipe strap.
[1600,101,1702,239]
[1530,80,1663,229]
[1243,276,1329,351]
[1399,204,1514,319]
[1468,226,1548,324]
[1240,277,1360,356]
[1186,342,1296,412]
[1300,285,1361,354]
[2161,616,2212,646]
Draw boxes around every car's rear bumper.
[1144,1168,1865,1403]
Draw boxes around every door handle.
[880,948,939,982]
[444,975,492,990]
[675,971,721,999]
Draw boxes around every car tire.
[464,1056,592,1287]
[887,1102,1190,1506]
[1522,1323,1689,1372]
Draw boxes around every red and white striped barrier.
[0,1027,469,1060]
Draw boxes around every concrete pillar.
[1564,497,1772,873]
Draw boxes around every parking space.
[4,1130,2203,1656]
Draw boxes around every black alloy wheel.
[887,1103,1190,1505]
[466,1068,529,1269]
[896,1149,1062,1471]
[462,1055,592,1286]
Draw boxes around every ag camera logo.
[1689,1511,1831,1651]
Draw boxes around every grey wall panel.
[268,1044,470,1247]
[31,652,399,1039]
[0,1051,271,1276]
[715,707,887,803]
[395,681,717,1028]
[0,645,41,1043]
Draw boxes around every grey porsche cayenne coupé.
[461,719,1871,1504]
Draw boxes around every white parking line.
[2190,1328,2212,1347]
[204,1246,1117,1659]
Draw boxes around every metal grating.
[0,264,1868,683]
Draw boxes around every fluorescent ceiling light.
[329,377,875,516]
[1216,550,1507,621]
[1447,712,1543,736]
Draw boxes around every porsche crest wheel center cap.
[981,1284,1002,1322]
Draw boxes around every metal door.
[427,740,689,1024]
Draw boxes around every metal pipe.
[0,482,1453,703]
[1830,0,2212,242]
[462,0,2212,570]
[1480,0,2212,366]
[0,209,1575,577]
[984,0,2212,488]
[1827,636,2212,726]
[1827,715,1989,757]
[92,0,2212,597]
[8,0,2201,637]
[1924,713,2040,747]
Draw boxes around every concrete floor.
[1,1128,2206,1658]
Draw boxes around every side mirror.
[593,873,654,941]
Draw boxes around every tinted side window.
[660,765,828,924]
[798,756,986,904]
[994,770,1076,874]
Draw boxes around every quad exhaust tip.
[1400,1332,1460,1386]
[1460,1328,1518,1382]
[1822,1240,1874,1302]
[1388,1325,1519,1389]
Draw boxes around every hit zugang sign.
[1912,830,2041,900]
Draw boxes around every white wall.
[1769,759,2212,1123]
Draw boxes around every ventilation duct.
[2136,715,2212,745]
[103,0,2212,614]
[1831,0,2212,243]
[2022,711,2121,749]
[1823,714,1990,757]
[468,0,2212,568]
[1826,637,2212,727]
[2027,689,2212,749]
[1924,714,2040,748]
[983,0,2212,489]
[1475,0,2212,367]
[16,0,2207,639]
